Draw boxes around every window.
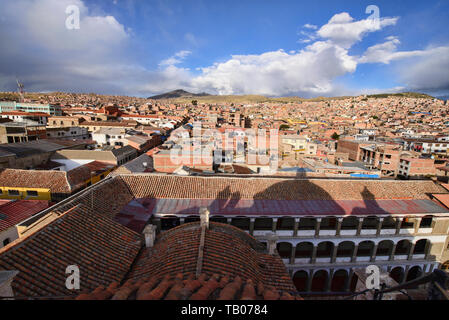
[2,238,10,246]
[26,190,38,197]
[8,190,20,196]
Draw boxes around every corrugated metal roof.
[143,198,449,217]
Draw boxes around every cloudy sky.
[0,0,448,98]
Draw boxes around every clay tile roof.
[0,204,142,297]
[117,174,446,201]
[72,273,302,300]
[0,200,49,232]
[70,221,300,300]
[0,168,75,195]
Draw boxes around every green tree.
[331,132,340,140]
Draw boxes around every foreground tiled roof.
[74,222,299,300]
[0,200,49,232]
[127,222,296,293]
[75,273,302,300]
[117,175,446,200]
[0,204,142,297]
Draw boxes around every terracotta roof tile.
[0,204,142,297]
[72,273,302,300]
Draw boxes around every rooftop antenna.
[16,78,25,102]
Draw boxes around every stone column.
[376,218,384,236]
[414,218,422,234]
[267,233,278,255]
[344,269,354,292]
[272,218,278,233]
[336,218,343,236]
[395,218,403,235]
[311,245,318,264]
[356,218,363,236]
[351,245,359,262]
[293,218,300,236]
[306,270,313,292]
[370,243,378,262]
[249,218,255,235]
[290,245,296,265]
[423,240,431,259]
[325,269,333,292]
[331,244,338,263]
[408,243,416,260]
[314,218,322,237]
[390,243,397,261]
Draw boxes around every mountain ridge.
[148,89,211,100]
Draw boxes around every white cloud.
[303,23,318,30]
[159,50,192,66]
[399,46,449,92]
[1,3,448,97]
[316,12,398,48]
[190,43,357,96]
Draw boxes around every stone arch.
[311,270,328,292]
[406,266,423,282]
[331,269,348,292]
[389,266,405,283]
[316,241,334,258]
[357,240,375,257]
[376,240,394,256]
[296,242,314,259]
[276,242,292,259]
[395,239,412,255]
[336,241,355,257]
[293,270,309,292]
[413,239,429,255]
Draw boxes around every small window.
[8,190,20,196]
[26,190,38,197]
[3,238,10,246]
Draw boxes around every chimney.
[142,224,157,248]
[199,207,210,229]
[266,233,278,256]
[0,270,19,299]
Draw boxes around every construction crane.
[16,78,25,102]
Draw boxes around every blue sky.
[1,0,448,97]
